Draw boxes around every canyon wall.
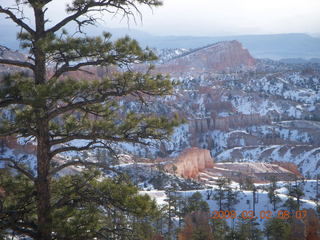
[165,147,214,179]
[158,40,256,74]
[189,114,270,133]
[274,162,303,177]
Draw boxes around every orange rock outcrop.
[273,162,303,177]
[165,147,214,179]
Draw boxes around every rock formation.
[164,147,214,179]
[158,40,256,74]
[189,114,270,134]
[273,162,303,177]
[199,162,302,184]
[162,149,302,183]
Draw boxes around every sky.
[1,0,320,36]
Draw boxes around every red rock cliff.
[158,40,256,74]
[273,162,303,177]
[165,148,214,179]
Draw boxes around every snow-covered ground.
[143,180,319,230]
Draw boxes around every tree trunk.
[33,7,46,85]
[36,121,52,240]
[32,5,52,239]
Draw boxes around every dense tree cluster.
[0,169,161,239]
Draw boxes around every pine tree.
[235,216,263,240]
[268,177,281,211]
[0,1,180,239]
[0,168,161,239]
[284,182,304,212]
[206,186,214,200]
[243,176,254,190]
[214,177,229,211]
[164,186,181,239]
[210,218,230,239]
[223,185,239,211]
[182,192,209,216]
[264,218,291,240]
[179,211,214,240]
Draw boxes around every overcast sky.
[1,0,320,36]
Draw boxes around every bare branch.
[0,158,35,181]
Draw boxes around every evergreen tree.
[205,187,214,200]
[182,192,209,216]
[290,182,304,210]
[243,176,254,191]
[284,182,304,212]
[264,218,291,240]
[0,1,180,239]
[179,211,213,240]
[164,186,181,239]
[0,169,161,240]
[210,218,230,239]
[223,185,239,211]
[214,177,229,211]
[267,178,281,211]
[235,216,263,240]
[283,197,299,215]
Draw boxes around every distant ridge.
[1,22,320,59]
[158,40,255,73]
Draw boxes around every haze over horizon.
[1,0,320,59]
[0,0,320,37]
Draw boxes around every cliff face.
[189,114,270,134]
[165,148,214,179]
[274,162,303,177]
[162,148,302,183]
[199,162,302,184]
[158,40,256,74]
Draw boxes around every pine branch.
[45,4,92,34]
[49,159,120,176]
[49,140,99,158]
[0,6,35,35]
[0,59,34,70]
[3,224,37,239]
[0,158,35,181]
[46,0,132,34]
[0,98,23,108]
[47,96,115,120]
[50,59,107,80]
[49,134,146,147]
